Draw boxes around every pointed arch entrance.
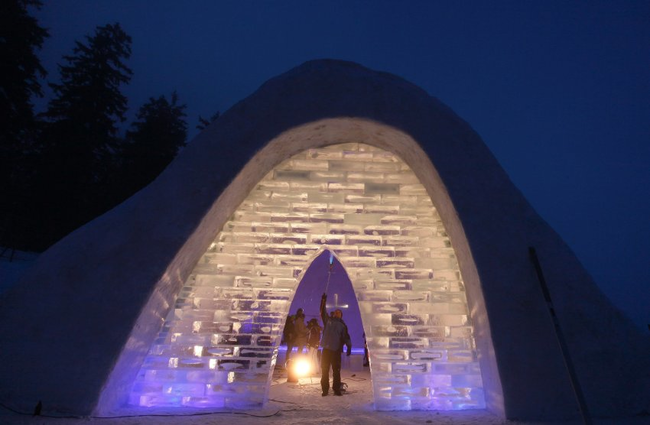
[281,250,364,377]
[283,250,363,360]
[128,141,486,411]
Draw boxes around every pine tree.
[0,0,49,250]
[196,111,220,131]
[33,23,132,249]
[0,0,49,144]
[115,92,187,202]
[43,23,132,168]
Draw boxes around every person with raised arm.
[319,293,351,396]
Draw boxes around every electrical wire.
[268,398,302,405]
[345,373,368,382]
[0,402,83,419]
[94,410,282,419]
[0,401,281,419]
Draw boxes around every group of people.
[282,293,352,396]
[283,307,323,368]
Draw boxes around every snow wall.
[0,60,648,421]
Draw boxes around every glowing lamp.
[286,357,311,383]
[294,358,311,377]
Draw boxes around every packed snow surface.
[1,367,649,424]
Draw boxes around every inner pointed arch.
[286,249,364,344]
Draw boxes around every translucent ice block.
[285,159,329,171]
[399,184,428,195]
[364,204,400,215]
[327,182,365,193]
[376,258,415,269]
[291,202,327,213]
[364,162,402,172]
[309,213,345,223]
[328,224,363,235]
[364,225,401,236]
[270,191,308,202]
[384,172,420,184]
[236,254,275,266]
[346,171,386,183]
[270,212,309,223]
[346,234,382,246]
[364,182,400,195]
[305,149,343,160]
[373,280,412,290]
[310,171,345,181]
[269,233,307,244]
[327,203,364,214]
[329,160,365,171]
[273,169,311,181]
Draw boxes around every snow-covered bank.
[0,249,38,294]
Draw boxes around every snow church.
[1,60,648,421]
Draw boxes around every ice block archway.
[128,141,487,411]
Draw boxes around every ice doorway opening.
[128,142,486,412]
[280,250,367,374]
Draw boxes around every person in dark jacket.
[283,314,295,363]
[293,308,309,355]
[307,318,323,372]
[320,293,351,396]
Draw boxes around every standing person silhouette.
[293,308,309,356]
[319,293,351,396]
[283,314,295,363]
[307,318,323,373]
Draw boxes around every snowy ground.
[2,366,649,424]
[0,248,38,294]
[1,254,648,424]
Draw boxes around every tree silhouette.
[0,0,49,250]
[115,92,187,202]
[42,23,132,167]
[196,111,220,131]
[32,23,132,249]
[0,0,48,146]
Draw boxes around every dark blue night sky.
[33,1,649,328]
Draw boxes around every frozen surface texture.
[130,143,485,411]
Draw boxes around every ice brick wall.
[129,143,485,410]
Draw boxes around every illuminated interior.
[129,142,485,410]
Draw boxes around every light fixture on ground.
[286,356,311,383]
